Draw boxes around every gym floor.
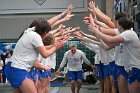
[0,83,99,93]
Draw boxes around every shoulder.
[64,50,70,55]
[31,31,41,39]
[77,49,84,55]
[77,49,83,53]
[120,29,136,37]
[22,30,42,44]
[28,31,43,47]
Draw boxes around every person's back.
[11,27,42,72]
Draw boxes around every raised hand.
[88,1,96,19]
[61,4,74,22]
[63,13,75,21]
[88,1,95,12]
[83,14,95,25]
[61,4,74,17]
[55,24,66,34]
[68,36,74,40]
[62,27,80,36]
[89,13,95,25]
[54,40,65,50]
[70,27,80,32]
[88,23,99,33]
[67,4,74,14]
[58,24,66,31]
[83,16,90,25]
[73,31,83,38]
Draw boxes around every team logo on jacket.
[34,0,46,5]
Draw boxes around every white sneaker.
[95,80,100,85]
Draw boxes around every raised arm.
[51,13,74,28]
[37,40,65,58]
[81,31,99,41]
[88,1,115,28]
[48,4,74,27]
[88,23,123,46]
[80,41,99,53]
[82,37,100,45]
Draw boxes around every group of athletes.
[74,1,140,93]
[3,1,140,93]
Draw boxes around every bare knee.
[77,80,82,85]
[71,80,76,86]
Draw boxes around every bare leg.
[14,88,22,93]
[36,79,42,93]
[39,78,46,93]
[117,75,129,93]
[104,76,111,93]
[0,73,3,83]
[110,75,117,93]
[39,77,51,93]
[71,80,76,93]
[45,77,51,93]
[34,74,41,92]
[19,78,38,93]
[129,80,140,93]
[99,79,104,93]
[77,79,82,93]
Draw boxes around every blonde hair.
[43,33,55,46]
[69,44,77,48]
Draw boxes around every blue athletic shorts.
[41,70,51,78]
[103,64,110,77]
[109,61,116,75]
[98,62,104,80]
[109,62,118,85]
[128,67,140,84]
[68,70,83,81]
[115,65,128,80]
[4,62,32,88]
[30,69,42,81]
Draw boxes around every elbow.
[41,53,48,58]
[104,38,114,44]
[37,46,49,58]
[39,50,50,58]
[39,50,48,58]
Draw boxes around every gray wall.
[0,0,104,41]
[0,12,93,40]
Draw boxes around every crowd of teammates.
[3,4,78,93]
[1,1,140,93]
[73,1,140,93]
[0,51,12,83]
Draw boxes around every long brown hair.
[18,18,51,39]
[29,18,51,36]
